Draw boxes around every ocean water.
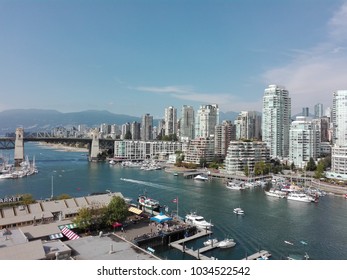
[1,142,347,260]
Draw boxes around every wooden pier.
[169,230,219,260]
[242,250,272,260]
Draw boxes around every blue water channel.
[1,143,347,260]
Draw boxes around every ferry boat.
[185,212,213,230]
[137,195,160,212]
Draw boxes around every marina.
[0,143,347,260]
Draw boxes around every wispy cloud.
[132,85,262,112]
[263,1,347,113]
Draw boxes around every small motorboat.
[218,238,236,248]
[284,240,294,245]
[203,238,218,246]
[233,207,244,215]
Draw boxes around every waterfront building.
[141,114,153,141]
[180,105,195,141]
[214,120,236,160]
[262,85,291,158]
[314,103,324,119]
[234,111,261,140]
[114,140,182,161]
[224,141,270,175]
[184,138,215,165]
[164,106,177,137]
[195,104,219,139]
[329,90,347,179]
[289,116,320,169]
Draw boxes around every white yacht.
[226,181,245,190]
[194,174,209,181]
[287,192,315,203]
[185,212,213,230]
[137,195,161,211]
[264,188,287,198]
[218,238,236,248]
[203,238,218,246]
[233,207,244,215]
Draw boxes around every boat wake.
[120,178,175,191]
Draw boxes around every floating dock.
[169,230,219,260]
[242,250,272,260]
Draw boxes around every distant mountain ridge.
[0,109,141,134]
[0,109,241,135]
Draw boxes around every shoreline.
[35,142,89,153]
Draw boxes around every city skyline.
[1,0,347,118]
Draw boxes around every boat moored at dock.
[138,195,161,212]
[185,212,213,230]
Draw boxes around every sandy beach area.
[36,142,89,152]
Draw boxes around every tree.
[21,193,36,205]
[314,161,325,179]
[57,193,71,200]
[124,131,132,140]
[103,196,129,227]
[306,157,317,171]
[73,207,93,232]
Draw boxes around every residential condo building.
[289,116,320,169]
[262,85,291,158]
[195,104,219,139]
[224,141,270,175]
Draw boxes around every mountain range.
[0,109,240,134]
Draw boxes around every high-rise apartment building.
[234,111,262,140]
[331,90,347,178]
[180,105,195,141]
[302,107,309,117]
[121,122,131,140]
[289,116,320,168]
[314,103,324,119]
[214,120,236,159]
[164,106,177,137]
[195,104,219,139]
[262,85,291,158]
[141,113,153,141]
[224,141,270,175]
[130,121,141,140]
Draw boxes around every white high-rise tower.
[331,90,347,178]
[195,104,219,139]
[164,106,177,136]
[262,85,291,158]
[180,105,195,140]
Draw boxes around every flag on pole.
[172,198,178,203]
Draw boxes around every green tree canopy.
[306,157,317,171]
[73,207,93,232]
[103,196,129,227]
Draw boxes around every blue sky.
[1,0,346,118]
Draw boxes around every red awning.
[112,222,122,228]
